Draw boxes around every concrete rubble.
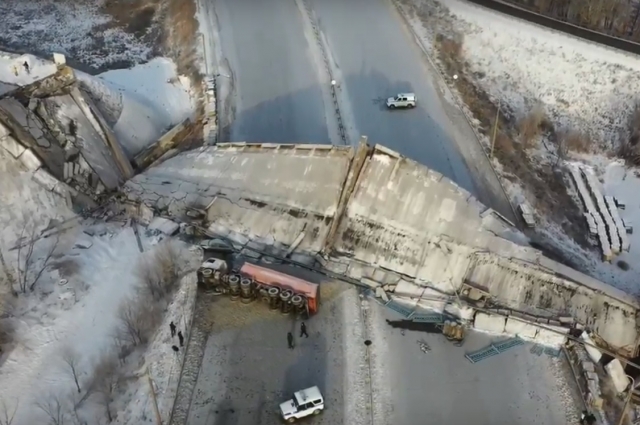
[123,141,640,358]
[0,54,190,209]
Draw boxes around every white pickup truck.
[279,386,324,422]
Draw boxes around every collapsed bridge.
[124,140,640,358]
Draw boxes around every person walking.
[300,322,309,338]
[170,321,176,337]
[178,331,184,347]
[287,332,294,349]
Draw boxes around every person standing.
[170,321,176,337]
[287,332,294,349]
[178,331,184,347]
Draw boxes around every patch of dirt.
[159,0,205,147]
[101,0,162,37]
[50,257,80,278]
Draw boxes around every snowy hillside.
[398,0,640,295]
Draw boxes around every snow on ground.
[95,58,195,157]
[0,52,57,94]
[0,51,195,158]
[0,0,154,72]
[115,270,198,425]
[0,147,73,244]
[422,0,640,150]
[400,0,640,295]
[0,222,199,425]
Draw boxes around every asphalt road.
[207,0,485,196]
[367,300,581,425]
[308,0,476,193]
[211,0,334,144]
[185,284,369,425]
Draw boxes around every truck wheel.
[407,103,414,108]
[287,418,296,423]
[389,104,396,109]
[313,409,321,415]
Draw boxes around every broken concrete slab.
[0,135,25,158]
[505,317,539,339]
[74,237,93,249]
[360,277,380,289]
[20,148,41,171]
[534,325,569,347]
[138,203,154,226]
[148,217,180,236]
[605,358,628,393]
[474,312,506,334]
[375,286,390,303]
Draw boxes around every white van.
[279,386,324,422]
[386,92,417,109]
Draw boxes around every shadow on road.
[218,67,479,199]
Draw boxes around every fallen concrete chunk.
[138,203,154,226]
[74,237,93,249]
[581,332,603,363]
[534,325,569,347]
[605,358,628,393]
[32,168,60,192]
[20,148,41,171]
[360,277,380,289]
[148,217,180,236]
[474,312,506,334]
[375,286,390,303]
[0,135,25,158]
[505,317,539,339]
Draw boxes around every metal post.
[617,375,635,425]
[200,33,208,75]
[147,367,163,425]
[490,100,501,159]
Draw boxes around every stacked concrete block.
[605,195,630,252]
[504,317,539,339]
[474,312,506,334]
[605,358,628,394]
[19,148,42,171]
[569,165,612,260]
[534,324,569,347]
[583,169,620,255]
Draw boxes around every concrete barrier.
[474,312,506,334]
[504,317,538,339]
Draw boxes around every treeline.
[502,0,640,41]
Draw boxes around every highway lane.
[307,0,478,196]
[367,301,580,425]
[210,0,335,144]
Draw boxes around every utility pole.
[490,100,501,159]
[617,375,636,425]
[147,367,163,425]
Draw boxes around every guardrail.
[299,0,348,145]
[466,0,640,56]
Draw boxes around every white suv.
[279,386,324,422]
[386,92,416,109]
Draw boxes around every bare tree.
[90,353,119,423]
[116,296,158,347]
[0,398,17,425]
[14,219,59,294]
[61,347,82,393]
[0,250,17,298]
[137,241,181,301]
[65,391,86,425]
[35,393,66,425]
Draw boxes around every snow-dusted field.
[0,0,158,72]
[399,0,640,295]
